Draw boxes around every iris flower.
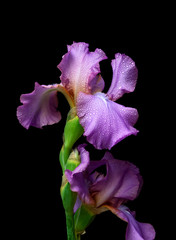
[17,42,138,150]
[65,145,156,240]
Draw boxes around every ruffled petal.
[17,82,61,129]
[89,152,142,207]
[65,145,94,205]
[57,42,107,99]
[77,92,139,150]
[112,206,156,240]
[107,53,138,101]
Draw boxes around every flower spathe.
[17,42,139,150]
[65,145,155,240]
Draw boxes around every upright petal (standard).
[57,42,107,99]
[107,53,138,101]
[89,152,142,207]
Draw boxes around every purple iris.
[65,145,156,240]
[17,42,139,150]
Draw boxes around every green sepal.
[64,114,84,151]
[60,109,84,172]
[60,179,77,214]
[60,145,81,173]
[60,145,70,173]
[74,205,96,235]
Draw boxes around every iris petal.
[65,145,94,206]
[17,82,61,129]
[107,53,138,101]
[90,153,142,207]
[57,42,107,99]
[77,92,139,150]
[66,146,142,209]
[109,205,156,240]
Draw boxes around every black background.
[8,4,173,240]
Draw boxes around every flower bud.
[60,149,81,214]
[66,149,80,171]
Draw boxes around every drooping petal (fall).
[89,152,143,207]
[107,53,138,101]
[17,82,61,129]
[57,42,107,99]
[110,205,156,240]
[77,92,139,150]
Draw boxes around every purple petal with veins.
[107,53,138,101]
[57,42,107,99]
[17,82,61,129]
[110,205,156,240]
[77,92,139,150]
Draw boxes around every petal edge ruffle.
[77,92,139,150]
[107,53,138,101]
[17,82,61,129]
[90,154,142,207]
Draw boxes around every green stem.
[60,143,78,240]
[59,145,71,172]
[59,112,84,239]
[65,212,76,240]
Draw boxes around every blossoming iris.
[17,42,139,150]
